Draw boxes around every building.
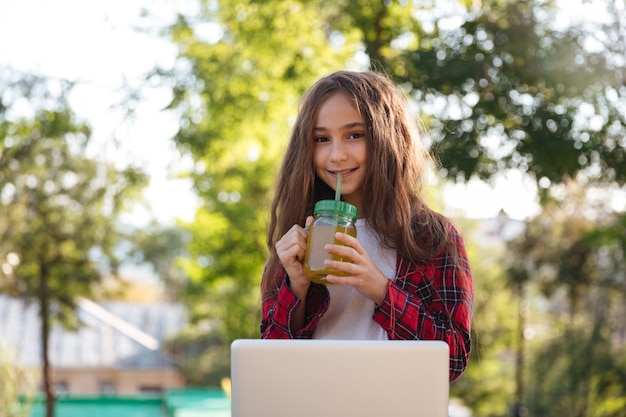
[0,294,186,395]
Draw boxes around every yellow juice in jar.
[304,224,357,285]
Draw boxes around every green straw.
[335,172,342,201]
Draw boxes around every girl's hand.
[323,232,389,305]
[275,216,314,299]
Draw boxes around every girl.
[260,70,473,382]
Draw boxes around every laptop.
[230,339,449,417]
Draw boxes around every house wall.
[49,367,186,395]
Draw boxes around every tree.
[337,0,626,185]
[124,221,191,301]
[148,0,626,402]
[505,182,626,416]
[0,69,147,417]
[144,0,363,384]
[432,216,518,416]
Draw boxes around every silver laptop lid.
[230,339,449,417]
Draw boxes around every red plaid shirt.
[261,227,473,382]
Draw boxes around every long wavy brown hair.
[261,70,460,298]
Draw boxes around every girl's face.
[313,91,368,215]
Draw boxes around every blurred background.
[1,0,625,416]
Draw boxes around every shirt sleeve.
[372,228,474,382]
[260,267,330,339]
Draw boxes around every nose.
[329,140,348,163]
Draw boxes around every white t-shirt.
[313,218,397,340]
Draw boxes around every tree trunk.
[513,283,526,417]
[39,267,55,417]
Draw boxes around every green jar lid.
[313,199,358,221]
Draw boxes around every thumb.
[304,215,314,229]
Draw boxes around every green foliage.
[0,107,147,324]
[124,222,191,300]
[149,0,364,383]
[505,182,626,416]
[526,324,626,417]
[344,0,626,184]
[451,219,518,416]
[0,343,38,417]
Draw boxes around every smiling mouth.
[330,169,355,176]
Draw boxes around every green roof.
[24,388,231,417]
[164,388,231,417]
[27,396,163,417]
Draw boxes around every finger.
[277,236,305,257]
[288,223,306,237]
[281,245,305,266]
[324,274,357,286]
[294,242,306,262]
[323,259,357,275]
[324,243,357,260]
[277,225,308,248]
[333,232,365,254]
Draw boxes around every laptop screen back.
[230,339,449,417]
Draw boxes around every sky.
[0,0,543,224]
[0,0,200,226]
